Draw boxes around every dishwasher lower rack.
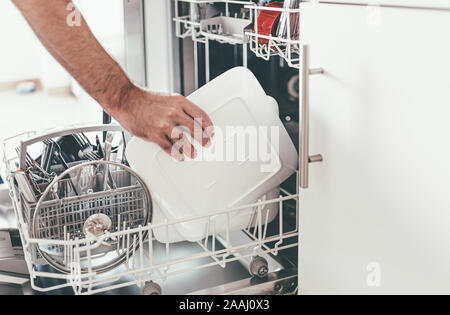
[16,185,299,295]
[2,127,299,295]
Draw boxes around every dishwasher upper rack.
[2,125,299,295]
[244,4,301,69]
[173,0,255,44]
[173,0,202,42]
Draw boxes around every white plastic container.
[150,96,282,244]
[126,67,298,242]
[150,187,281,243]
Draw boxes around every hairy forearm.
[12,0,214,159]
[12,0,136,116]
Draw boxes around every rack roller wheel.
[141,281,162,295]
[250,256,269,278]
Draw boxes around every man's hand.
[111,87,214,161]
[12,0,214,160]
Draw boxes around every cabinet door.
[300,3,450,294]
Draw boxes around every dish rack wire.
[173,0,255,84]
[173,0,202,43]
[245,4,301,69]
[173,0,301,89]
[2,125,299,295]
[173,0,254,44]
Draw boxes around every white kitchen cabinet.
[300,3,450,294]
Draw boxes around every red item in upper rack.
[255,1,284,45]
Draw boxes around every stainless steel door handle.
[300,45,324,189]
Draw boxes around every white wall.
[47,0,126,92]
[39,48,71,90]
[75,0,125,66]
[0,0,71,89]
[0,0,125,91]
[145,0,180,93]
[0,1,41,83]
[70,0,125,100]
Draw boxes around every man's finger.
[171,132,197,159]
[154,136,184,161]
[181,100,215,138]
[176,114,208,147]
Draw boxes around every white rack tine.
[225,213,231,254]
[262,208,270,240]
[63,226,67,264]
[204,218,210,248]
[212,223,216,253]
[148,224,153,268]
[279,198,284,236]
[87,246,93,293]
[273,198,285,255]
[257,203,262,246]
[117,215,121,252]
[132,234,137,272]
[247,206,257,230]
[75,238,82,290]
[126,228,131,266]
[165,225,170,269]
[287,8,291,41]
[252,207,258,238]
[122,221,127,251]
[139,227,144,283]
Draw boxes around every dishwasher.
[0,0,319,295]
